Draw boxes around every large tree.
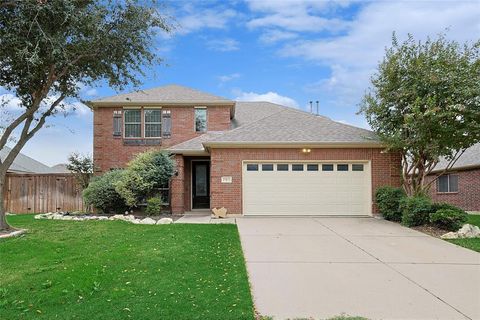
[0,0,171,230]
[360,33,480,196]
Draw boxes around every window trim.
[123,108,142,139]
[143,108,162,139]
[437,174,459,194]
[194,107,208,133]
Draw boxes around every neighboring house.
[0,146,57,174]
[1,147,82,213]
[427,143,480,211]
[88,84,401,216]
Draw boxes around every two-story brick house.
[89,84,401,216]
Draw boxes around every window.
[277,164,289,171]
[292,164,304,171]
[337,164,349,171]
[352,164,364,171]
[195,108,207,132]
[438,174,458,193]
[322,164,334,171]
[262,164,274,171]
[124,109,141,138]
[144,109,161,138]
[247,164,258,171]
[307,164,319,171]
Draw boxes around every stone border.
[34,212,173,225]
[0,228,27,239]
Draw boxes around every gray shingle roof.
[91,84,234,105]
[434,143,480,171]
[206,105,378,145]
[168,101,379,152]
[231,101,287,128]
[167,132,225,152]
[1,146,57,173]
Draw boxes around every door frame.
[190,159,211,210]
[241,159,372,216]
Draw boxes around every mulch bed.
[411,225,450,238]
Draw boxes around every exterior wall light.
[302,148,311,154]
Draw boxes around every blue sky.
[6,0,480,165]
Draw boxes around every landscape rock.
[457,224,480,238]
[157,217,173,225]
[139,217,156,225]
[440,224,480,239]
[440,232,458,239]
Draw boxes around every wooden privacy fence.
[4,173,84,214]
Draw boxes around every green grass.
[0,215,254,319]
[447,214,480,252]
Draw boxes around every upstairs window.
[144,109,161,138]
[438,174,458,193]
[124,109,141,138]
[195,107,207,132]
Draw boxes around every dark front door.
[192,161,210,209]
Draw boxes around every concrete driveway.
[237,217,480,320]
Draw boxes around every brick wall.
[427,168,480,211]
[209,148,402,215]
[93,106,230,173]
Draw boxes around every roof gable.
[91,84,234,105]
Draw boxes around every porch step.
[184,209,211,215]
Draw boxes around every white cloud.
[235,90,299,108]
[177,7,237,35]
[218,73,241,84]
[206,38,240,52]
[280,1,480,106]
[259,30,298,44]
[246,0,352,33]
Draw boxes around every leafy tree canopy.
[0,0,171,230]
[360,33,480,195]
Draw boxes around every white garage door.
[243,162,371,216]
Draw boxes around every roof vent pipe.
[309,101,313,113]
[316,101,319,115]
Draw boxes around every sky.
[3,0,480,166]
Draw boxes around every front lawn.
[447,214,480,252]
[0,215,254,319]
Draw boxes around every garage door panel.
[243,162,371,216]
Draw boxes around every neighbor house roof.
[433,143,480,172]
[89,84,235,106]
[0,146,58,174]
[168,101,380,153]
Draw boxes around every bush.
[375,186,405,221]
[145,197,162,216]
[400,196,432,227]
[430,209,468,231]
[431,202,464,214]
[83,170,128,213]
[115,150,175,207]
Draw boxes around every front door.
[192,161,210,209]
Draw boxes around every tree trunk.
[0,175,11,231]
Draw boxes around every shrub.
[430,209,468,231]
[145,197,162,216]
[83,170,128,213]
[375,186,405,221]
[115,150,175,207]
[431,202,465,214]
[400,196,432,227]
